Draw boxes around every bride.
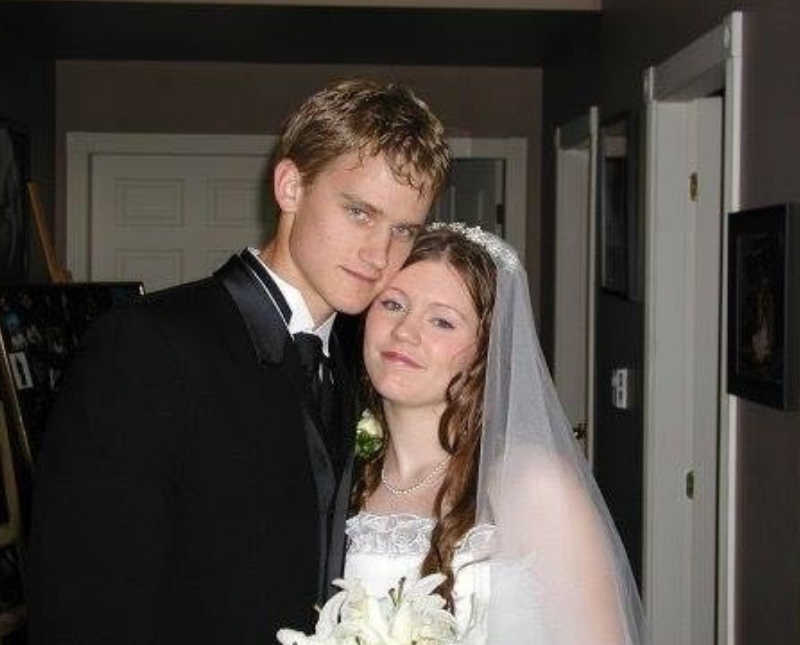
[289,224,643,644]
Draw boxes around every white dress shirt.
[247,248,335,357]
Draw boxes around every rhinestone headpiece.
[426,222,520,270]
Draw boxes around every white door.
[446,137,527,260]
[643,95,722,645]
[91,153,273,291]
[553,107,598,463]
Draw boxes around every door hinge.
[689,172,699,202]
[686,470,695,499]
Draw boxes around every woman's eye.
[432,318,455,330]
[391,225,415,241]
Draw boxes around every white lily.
[276,573,457,645]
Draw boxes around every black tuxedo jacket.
[28,253,357,644]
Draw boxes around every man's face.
[274,152,432,321]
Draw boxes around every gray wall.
[55,61,543,311]
[544,1,800,642]
[734,3,800,642]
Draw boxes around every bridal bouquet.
[276,574,458,645]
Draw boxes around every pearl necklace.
[380,457,450,496]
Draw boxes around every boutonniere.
[355,409,383,460]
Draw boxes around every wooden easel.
[26,182,71,283]
[0,403,25,642]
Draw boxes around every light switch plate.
[611,368,631,410]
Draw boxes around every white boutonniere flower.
[355,409,383,460]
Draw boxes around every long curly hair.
[351,227,497,610]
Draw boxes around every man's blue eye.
[381,299,403,312]
[347,207,370,221]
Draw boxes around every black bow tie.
[293,334,334,424]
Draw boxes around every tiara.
[425,222,520,270]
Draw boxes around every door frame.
[66,133,527,280]
[641,11,742,645]
[553,107,598,465]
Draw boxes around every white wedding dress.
[344,512,495,643]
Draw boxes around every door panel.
[91,153,273,291]
[689,96,722,645]
[554,149,590,430]
[642,97,722,645]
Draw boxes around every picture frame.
[727,203,800,410]
[598,113,642,300]
[0,282,144,467]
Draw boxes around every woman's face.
[363,259,480,410]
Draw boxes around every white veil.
[430,223,645,645]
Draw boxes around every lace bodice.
[344,512,494,642]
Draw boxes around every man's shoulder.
[135,276,235,326]
[141,276,225,313]
[94,276,235,349]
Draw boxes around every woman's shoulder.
[456,522,495,556]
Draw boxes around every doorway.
[554,106,645,588]
[553,107,598,464]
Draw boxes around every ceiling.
[1,1,600,66]
[27,0,600,9]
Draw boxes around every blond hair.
[271,78,450,200]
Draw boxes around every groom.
[27,79,450,644]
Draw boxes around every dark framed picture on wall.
[598,113,642,300]
[727,203,800,410]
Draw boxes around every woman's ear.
[273,158,302,215]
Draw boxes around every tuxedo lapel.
[215,253,337,602]
[324,331,358,594]
[213,253,289,365]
